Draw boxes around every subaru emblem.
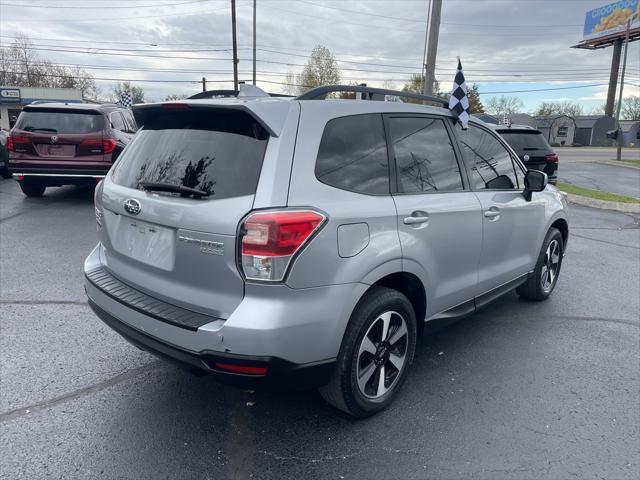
[51,135,58,143]
[123,198,141,216]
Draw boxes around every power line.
[1,1,245,22]
[0,0,209,8]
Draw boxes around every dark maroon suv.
[7,103,136,197]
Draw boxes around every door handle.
[404,215,429,225]
[484,208,500,219]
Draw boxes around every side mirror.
[523,170,548,201]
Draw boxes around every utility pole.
[421,0,432,93]
[202,77,206,92]
[615,14,636,161]
[423,0,441,96]
[253,0,257,85]
[605,39,622,116]
[231,0,239,91]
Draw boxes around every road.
[556,147,640,198]
[1,179,639,480]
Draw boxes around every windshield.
[15,110,104,134]
[111,108,269,200]
[498,130,552,154]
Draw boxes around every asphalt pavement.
[1,179,639,480]
[556,147,640,198]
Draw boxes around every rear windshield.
[15,110,104,134]
[498,130,551,154]
[111,108,269,199]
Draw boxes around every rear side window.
[456,124,519,190]
[388,116,463,193]
[109,112,126,131]
[111,108,269,200]
[498,130,551,154]
[14,110,104,134]
[315,114,389,195]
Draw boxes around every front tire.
[19,182,46,197]
[517,227,563,301]
[319,286,417,417]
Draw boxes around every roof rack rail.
[295,85,448,107]
[188,83,293,100]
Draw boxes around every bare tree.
[535,100,583,117]
[621,96,640,120]
[0,35,96,99]
[485,96,524,116]
[283,71,298,96]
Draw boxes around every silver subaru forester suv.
[85,85,569,417]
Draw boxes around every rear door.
[454,123,545,295]
[99,106,272,318]
[386,114,483,317]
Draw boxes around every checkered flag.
[118,92,132,108]
[448,58,470,129]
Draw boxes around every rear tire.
[19,182,46,197]
[516,227,563,301]
[319,286,417,417]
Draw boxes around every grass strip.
[556,182,640,204]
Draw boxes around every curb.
[562,192,640,214]
[593,160,640,170]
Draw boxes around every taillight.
[102,138,117,154]
[240,210,326,281]
[80,138,117,154]
[7,136,28,151]
[545,153,559,163]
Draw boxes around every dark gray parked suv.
[84,85,569,417]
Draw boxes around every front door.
[453,123,545,295]
[386,115,483,318]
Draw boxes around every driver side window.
[456,124,519,190]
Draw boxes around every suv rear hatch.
[497,129,556,171]
[98,105,270,318]
[10,107,112,170]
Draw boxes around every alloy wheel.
[541,239,561,292]
[356,311,409,399]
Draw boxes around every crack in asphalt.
[0,315,636,425]
[570,232,640,250]
[0,300,88,306]
[0,361,162,424]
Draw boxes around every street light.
[614,12,638,161]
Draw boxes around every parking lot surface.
[1,178,639,480]
[556,147,640,198]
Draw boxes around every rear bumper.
[88,299,335,389]
[11,170,108,185]
[84,244,366,389]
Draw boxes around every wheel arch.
[370,272,427,336]
[550,217,569,250]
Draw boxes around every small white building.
[0,86,83,130]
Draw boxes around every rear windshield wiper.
[138,181,210,198]
[23,126,57,133]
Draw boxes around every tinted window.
[315,114,389,195]
[122,110,137,133]
[110,112,126,131]
[388,117,463,193]
[498,130,552,155]
[457,124,519,190]
[14,110,104,134]
[111,109,268,200]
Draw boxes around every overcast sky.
[1,0,639,112]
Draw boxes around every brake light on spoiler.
[240,210,326,282]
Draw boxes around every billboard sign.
[583,0,640,41]
[0,88,21,103]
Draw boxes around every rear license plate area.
[37,144,76,157]
[105,212,175,270]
